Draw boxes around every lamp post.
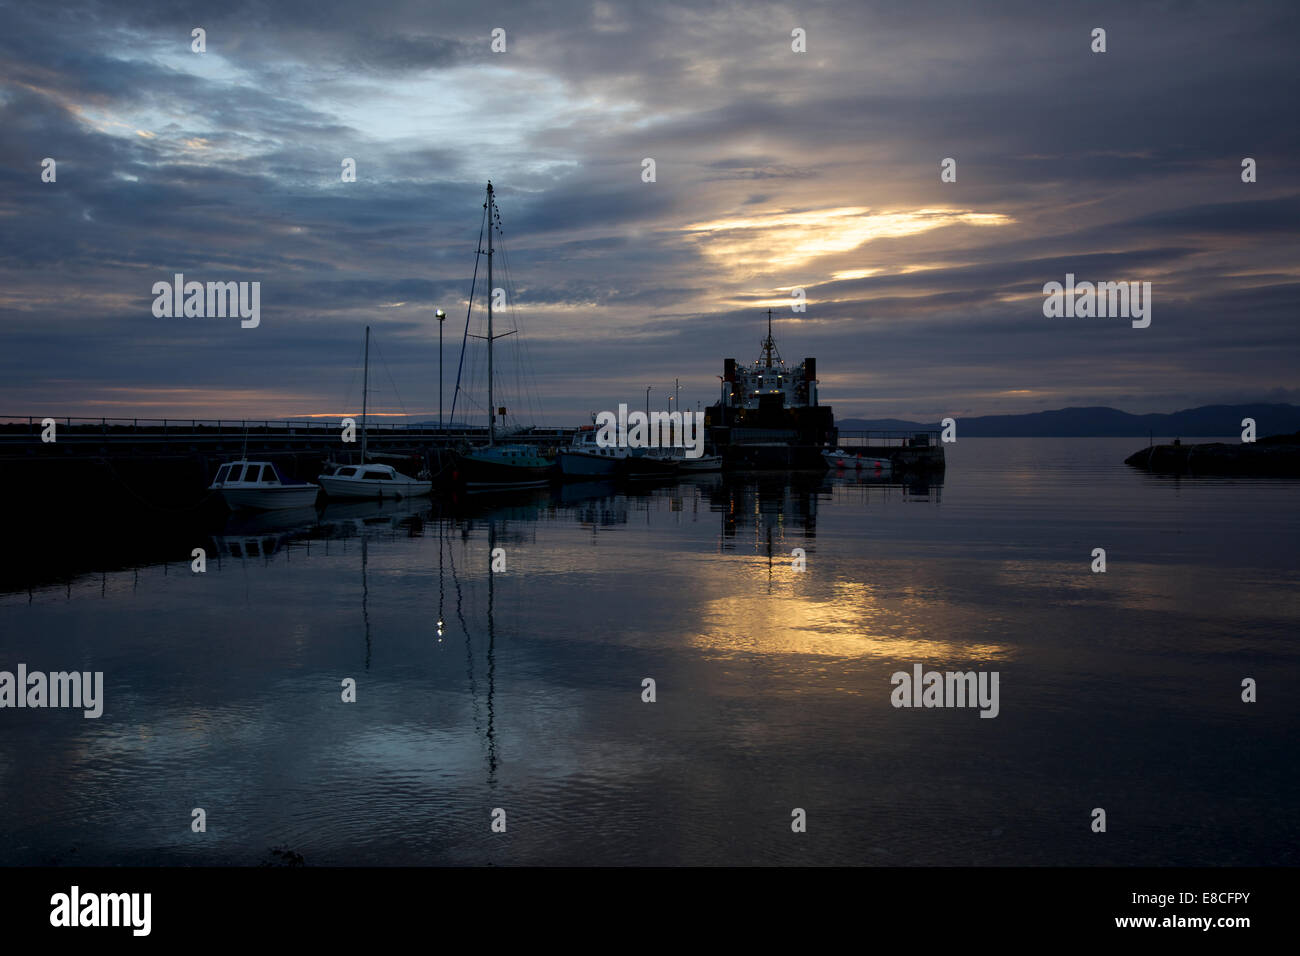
[436,308,446,430]
[645,385,653,419]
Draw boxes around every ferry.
[706,310,837,470]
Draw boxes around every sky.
[0,0,1296,425]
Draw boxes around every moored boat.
[706,309,837,470]
[209,460,320,511]
[558,425,620,477]
[318,462,432,499]
[616,448,679,480]
[447,182,556,490]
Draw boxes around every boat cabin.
[329,464,397,481]
[213,460,298,486]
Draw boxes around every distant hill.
[836,404,1300,438]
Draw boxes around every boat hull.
[317,475,432,499]
[451,449,554,489]
[217,485,320,511]
[616,454,679,479]
[675,455,723,472]
[557,450,618,477]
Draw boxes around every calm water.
[2,438,1297,866]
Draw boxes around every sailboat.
[317,326,433,499]
[449,183,555,490]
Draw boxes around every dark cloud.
[0,0,1297,421]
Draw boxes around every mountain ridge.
[835,403,1300,437]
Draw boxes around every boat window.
[336,467,357,477]
[243,465,262,482]
[228,464,246,481]
[262,467,277,483]
[366,470,392,480]
[215,465,231,482]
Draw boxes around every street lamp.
[645,385,653,419]
[436,308,446,430]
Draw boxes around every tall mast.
[486,182,494,447]
[361,324,369,461]
[761,308,780,367]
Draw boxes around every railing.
[0,415,574,444]
[836,429,942,449]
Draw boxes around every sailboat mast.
[764,308,774,367]
[361,324,370,461]
[486,182,494,447]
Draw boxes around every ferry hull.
[721,444,830,471]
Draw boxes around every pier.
[837,429,946,471]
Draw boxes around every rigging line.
[450,199,488,425]
[495,229,541,427]
[340,339,364,417]
[369,334,412,424]
[498,239,543,426]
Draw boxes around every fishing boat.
[316,326,433,499]
[557,424,690,478]
[558,425,619,477]
[448,182,555,490]
[824,449,892,475]
[209,460,320,511]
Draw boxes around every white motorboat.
[666,448,723,472]
[824,449,892,475]
[318,462,432,499]
[210,460,321,511]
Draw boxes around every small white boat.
[210,460,321,511]
[668,449,723,472]
[824,449,892,474]
[317,462,432,499]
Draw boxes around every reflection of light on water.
[690,580,1008,664]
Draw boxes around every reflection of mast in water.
[445,521,481,739]
[485,521,499,784]
[361,536,371,670]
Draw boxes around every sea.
[1,437,1296,866]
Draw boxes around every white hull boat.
[210,460,320,511]
[318,463,432,499]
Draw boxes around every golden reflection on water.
[689,577,1009,664]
